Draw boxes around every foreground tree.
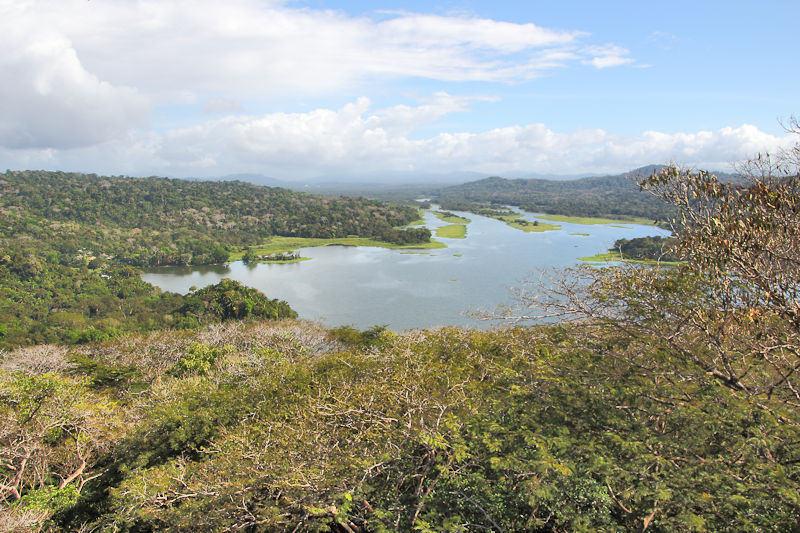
[0,371,120,529]
[479,123,800,529]
[505,121,800,411]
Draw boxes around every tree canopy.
[437,166,678,223]
[0,171,427,267]
[0,171,428,348]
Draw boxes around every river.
[142,209,670,330]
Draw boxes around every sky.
[0,0,797,182]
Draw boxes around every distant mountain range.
[434,165,713,223]
[215,165,739,192]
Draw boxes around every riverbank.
[430,210,470,239]
[229,235,447,261]
[579,251,681,265]
[431,211,472,224]
[493,213,561,232]
[536,214,657,226]
[251,256,312,264]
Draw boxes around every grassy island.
[229,236,447,261]
[579,250,681,265]
[492,213,560,232]
[260,256,311,263]
[435,224,467,239]
[536,213,657,226]
[242,251,312,264]
[432,210,472,224]
[581,236,680,265]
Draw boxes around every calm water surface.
[142,210,669,330]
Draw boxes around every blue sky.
[0,0,796,181]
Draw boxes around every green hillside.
[0,170,428,267]
[437,166,679,223]
[0,171,428,347]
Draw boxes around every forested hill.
[0,170,424,266]
[437,165,677,222]
[0,170,427,347]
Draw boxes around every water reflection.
[155,263,231,276]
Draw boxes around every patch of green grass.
[570,232,590,237]
[509,220,560,232]
[229,236,446,260]
[579,251,681,265]
[579,252,624,262]
[432,211,472,224]
[537,214,656,226]
[435,224,467,239]
[453,254,462,257]
[492,214,520,224]
[492,213,560,232]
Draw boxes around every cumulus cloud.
[1,97,789,180]
[0,0,640,152]
[173,101,790,177]
[9,0,770,181]
[2,1,624,98]
[0,13,148,149]
[378,13,581,50]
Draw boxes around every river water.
[142,209,669,331]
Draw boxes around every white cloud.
[1,97,790,180]
[581,45,634,69]
[0,17,148,149]
[0,0,643,152]
[378,13,582,51]
[3,0,775,180]
[1,1,613,98]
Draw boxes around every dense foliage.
[611,235,680,262]
[0,170,426,267]
[177,278,297,324]
[2,319,798,532]
[494,133,800,528]
[0,171,427,348]
[0,250,295,347]
[437,166,677,222]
